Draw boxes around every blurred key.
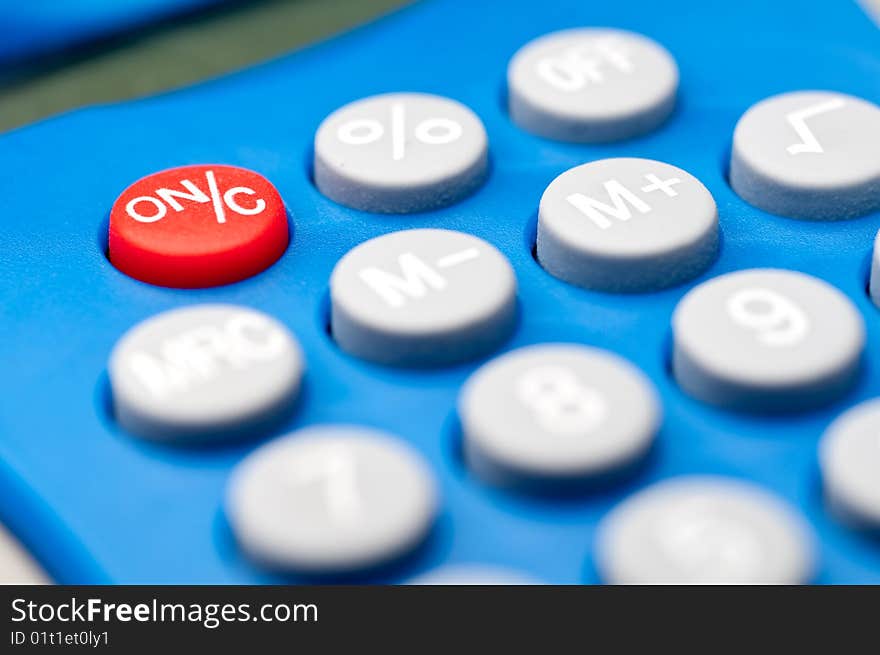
[226,426,438,574]
[596,476,816,584]
[820,399,880,528]
[110,305,304,442]
[460,344,660,489]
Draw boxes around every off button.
[109,164,289,288]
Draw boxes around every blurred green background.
[0,0,408,133]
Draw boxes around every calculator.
[2,0,880,584]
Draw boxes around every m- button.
[329,229,517,367]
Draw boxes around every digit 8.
[515,365,606,435]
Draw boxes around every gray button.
[314,92,488,213]
[330,228,517,367]
[226,425,438,573]
[0,522,50,585]
[537,158,718,292]
[672,269,864,412]
[507,29,678,143]
[408,565,540,585]
[730,91,880,220]
[459,344,660,489]
[110,305,303,441]
[820,399,880,528]
[596,476,816,584]
[867,229,880,309]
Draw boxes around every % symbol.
[336,102,463,161]
[125,169,267,225]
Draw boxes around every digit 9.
[725,287,809,347]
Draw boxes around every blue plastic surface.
[0,0,224,67]
[1,0,880,584]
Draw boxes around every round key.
[595,476,816,584]
[507,28,678,143]
[408,565,540,585]
[537,158,718,292]
[110,305,303,441]
[867,229,880,309]
[672,269,864,412]
[330,228,517,367]
[226,426,437,573]
[109,164,289,288]
[820,399,880,528]
[459,344,660,488]
[730,91,880,220]
[313,93,488,213]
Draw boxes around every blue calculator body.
[2,0,880,584]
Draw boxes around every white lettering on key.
[566,174,683,229]
[359,248,481,308]
[640,174,681,197]
[726,287,809,347]
[785,98,845,155]
[537,38,633,91]
[655,502,762,578]
[337,103,463,161]
[126,170,266,224]
[516,365,607,435]
[289,446,361,524]
[566,180,650,230]
[156,179,210,211]
[129,313,287,397]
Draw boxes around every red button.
[108,164,289,288]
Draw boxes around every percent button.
[314,93,489,213]
[109,164,289,288]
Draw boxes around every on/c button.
[108,164,289,288]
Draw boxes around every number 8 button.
[672,269,864,412]
[459,344,661,489]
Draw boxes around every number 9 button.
[672,269,864,412]
[459,344,661,490]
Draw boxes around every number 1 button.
[109,164,289,288]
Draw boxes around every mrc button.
[109,305,304,442]
[109,164,289,288]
